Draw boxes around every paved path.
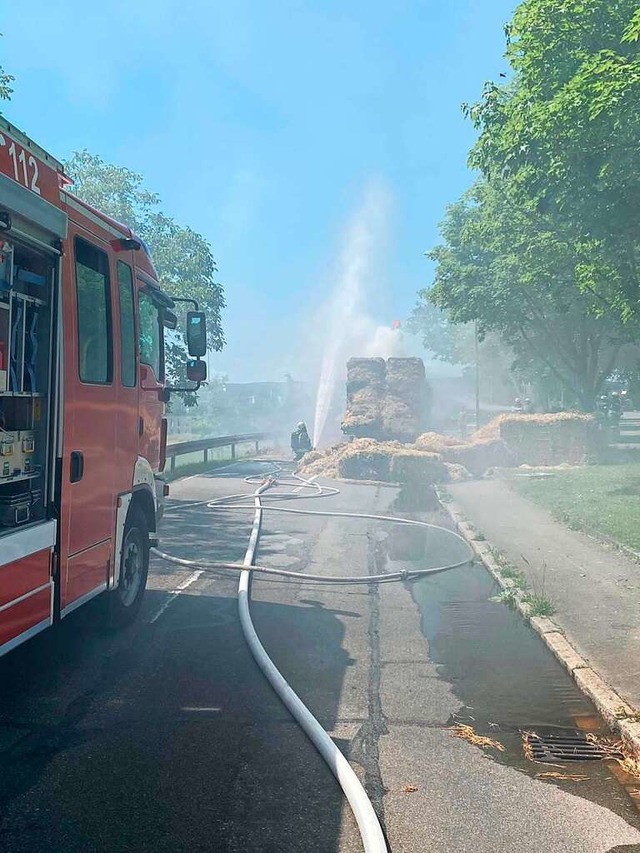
[449,478,640,711]
[0,461,639,852]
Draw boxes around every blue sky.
[2,0,515,381]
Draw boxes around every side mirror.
[162,357,207,396]
[186,358,207,384]
[186,311,207,357]
[163,309,178,330]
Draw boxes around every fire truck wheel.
[111,506,150,626]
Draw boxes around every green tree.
[0,35,14,103]
[64,151,225,393]
[408,300,520,404]
[421,181,633,409]
[466,0,640,319]
[0,67,12,102]
[407,298,459,364]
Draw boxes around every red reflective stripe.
[0,549,51,608]
[0,587,51,650]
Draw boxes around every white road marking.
[148,570,204,623]
[181,706,222,713]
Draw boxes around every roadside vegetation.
[512,464,640,553]
[63,153,225,400]
[0,51,13,103]
[489,547,556,617]
[410,0,640,411]
[0,47,225,416]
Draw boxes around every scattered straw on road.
[450,723,505,752]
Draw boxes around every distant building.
[222,381,302,406]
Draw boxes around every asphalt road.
[1,459,640,852]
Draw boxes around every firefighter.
[608,392,622,437]
[609,392,622,419]
[291,421,312,460]
[596,395,609,418]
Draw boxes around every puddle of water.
[383,511,640,826]
[413,564,591,729]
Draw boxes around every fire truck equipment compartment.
[0,238,52,531]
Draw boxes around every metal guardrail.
[165,432,279,474]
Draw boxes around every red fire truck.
[0,117,207,656]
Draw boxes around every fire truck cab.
[0,117,206,655]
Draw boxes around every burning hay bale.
[441,439,512,477]
[413,412,598,474]
[342,358,386,439]
[337,438,406,481]
[497,412,598,465]
[443,462,472,482]
[346,357,386,389]
[389,448,447,508]
[342,357,428,442]
[386,357,426,393]
[301,411,599,486]
[415,432,464,452]
[298,438,449,489]
[296,448,341,479]
[297,439,404,481]
[469,412,598,465]
[341,388,383,437]
[338,448,392,481]
[381,397,422,444]
[383,358,428,443]
[415,431,511,476]
[389,449,447,485]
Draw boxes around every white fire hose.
[151,463,474,853]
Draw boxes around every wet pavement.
[0,461,639,851]
[382,507,640,824]
[447,478,640,711]
[416,564,638,822]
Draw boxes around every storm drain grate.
[523,731,624,763]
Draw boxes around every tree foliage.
[415,180,634,409]
[415,0,640,410]
[0,35,14,104]
[408,298,519,403]
[407,299,461,364]
[0,68,12,102]
[64,151,225,395]
[169,374,313,437]
[466,0,640,319]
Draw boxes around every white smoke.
[362,324,405,358]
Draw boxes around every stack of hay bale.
[339,357,433,500]
[498,412,599,465]
[300,409,601,489]
[414,433,512,476]
[341,358,386,439]
[342,357,428,443]
[383,358,427,443]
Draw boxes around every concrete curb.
[437,489,640,760]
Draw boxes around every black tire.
[110,506,150,627]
